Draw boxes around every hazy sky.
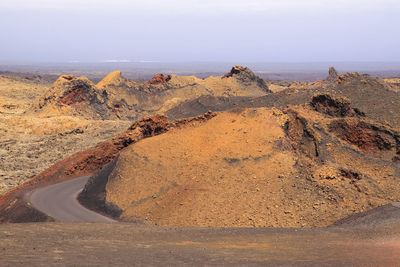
[1,0,399,63]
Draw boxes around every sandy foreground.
[1,222,400,266]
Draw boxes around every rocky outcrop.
[223,65,270,92]
[329,119,400,159]
[325,68,381,88]
[327,67,339,82]
[311,94,364,117]
[128,111,215,136]
[36,74,114,119]
[128,115,171,136]
[284,110,320,158]
[140,74,173,92]
[40,75,108,107]
[149,74,172,85]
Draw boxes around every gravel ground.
[1,222,400,266]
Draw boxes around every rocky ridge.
[36,66,271,120]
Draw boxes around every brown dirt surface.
[99,96,400,227]
[105,108,298,227]
[0,75,49,114]
[1,222,400,266]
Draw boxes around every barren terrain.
[2,222,400,267]
[0,75,130,194]
[100,103,399,227]
[0,67,399,230]
[0,66,268,194]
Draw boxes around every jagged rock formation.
[139,74,173,92]
[36,66,271,120]
[327,67,339,82]
[223,65,270,92]
[284,110,320,158]
[45,75,106,105]
[324,69,381,88]
[37,75,113,119]
[310,94,364,117]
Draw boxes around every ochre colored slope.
[104,98,399,227]
[106,108,300,227]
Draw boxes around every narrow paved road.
[26,176,115,223]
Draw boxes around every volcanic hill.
[79,87,399,227]
[75,68,400,228]
[36,66,270,120]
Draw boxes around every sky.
[0,0,399,63]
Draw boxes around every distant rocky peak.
[53,74,94,89]
[224,65,270,92]
[149,73,172,85]
[105,70,123,80]
[58,74,74,81]
[97,70,129,89]
[224,65,256,79]
[328,67,339,81]
[41,74,109,108]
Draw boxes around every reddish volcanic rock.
[39,75,107,108]
[329,119,400,156]
[59,87,88,105]
[149,74,172,85]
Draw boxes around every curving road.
[26,176,115,223]
[24,175,400,225]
